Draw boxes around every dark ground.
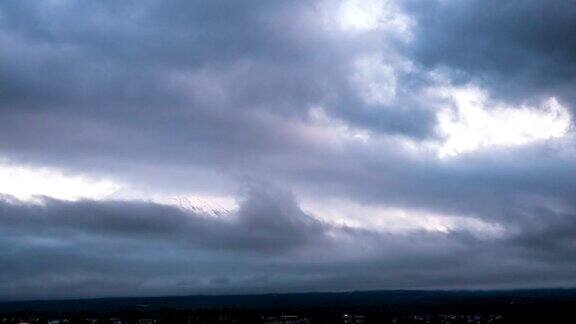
[2,289,576,323]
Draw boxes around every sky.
[1,0,576,301]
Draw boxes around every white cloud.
[0,162,119,202]
[336,0,413,38]
[152,194,237,217]
[302,197,505,238]
[436,86,572,157]
[351,54,397,105]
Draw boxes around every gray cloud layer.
[1,0,576,299]
[2,185,576,301]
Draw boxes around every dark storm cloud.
[303,143,576,229]
[406,0,576,104]
[3,187,576,301]
[0,185,325,255]
[2,0,576,300]
[0,0,437,176]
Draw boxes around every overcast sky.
[2,0,576,301]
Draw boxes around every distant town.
[2,289,576,323]
[0,311,506,324]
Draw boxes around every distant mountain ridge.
[2,289,576,313]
